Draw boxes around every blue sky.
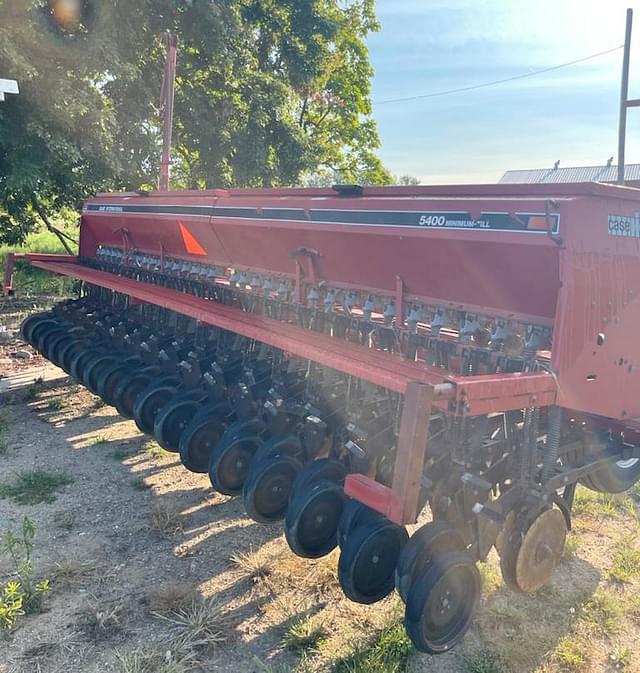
[367,0,640,183]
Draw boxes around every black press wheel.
[41,330,69,363]
[69,348,95,381]
[97,365,132,406]
[35,324,67,356]
[338,517,408,604]
[285,479,345,558]
[290,458,347,503]
[404,551,480,654]
[48,334,74,367]
[337,499,383,550]
[208,434,263,496]
[154,399,201,452]
[395,521,466,603]
[242,454,303,523]
[113,373,155,418]
[84,354,121,394]
[27,319,59,349]
[179,417,228,473]
[20,313,52,344]
[133,385,177,435]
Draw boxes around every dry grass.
[154,597,235,652]
[116,646,199,673]
[50,557,96,590]
[150,503,184,536]
[79,597,125,641]
[147,582,198,615]
[230,548,273,585]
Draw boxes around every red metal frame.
[27,254,559,524]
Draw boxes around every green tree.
[0,0,390,245]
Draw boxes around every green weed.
[609,540,640,583]
[0,517,50,629]
[462,649,507,673]
[333,622,413,673]
[144,440,170,459]
[47,396,68,411]
[0,470,73,505]
[555,635,588,670]
[581,591,623,635]
[282,614,327,653]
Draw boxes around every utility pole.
[618,8,637,184]
[159,32,178,191]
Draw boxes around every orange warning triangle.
[179,222,207,255]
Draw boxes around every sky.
[367,0,640,183]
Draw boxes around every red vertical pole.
[159,32,178,191]
[391,382,434,523]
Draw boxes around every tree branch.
[31,197,77,255]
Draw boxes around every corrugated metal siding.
[500,164,640,184]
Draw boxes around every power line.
[374,45,624,105]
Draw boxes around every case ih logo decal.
[608,212,640,238]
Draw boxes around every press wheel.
[154,399,201,452]
[395,521,466,603]
[133,385,177,435]
[208,434,262,496]
[499,508,567,593]
[179,417,227,473]
[405,551,480,654]
[243,455,303,523]
[285,479,345,558]
[338,518,408,604]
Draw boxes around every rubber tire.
[26,318,58,348]
[179,416,228,473]
[395,521,466,603]
[154,399,201,452]
[251,435,302,464]
[84,355,121,394]
[133,385,177,435]
[404,551,480,654]
[580,458,640,493]
[208,434,263,496]
[338,518,408,604]
[113,372,157,418]
[290,458,347,503]
[243,454,303,523]
[21,313,53,344]
[48,334,73,367]
[337,499,384,550]
[285,479,345,558]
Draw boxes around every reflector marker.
[179,222,207,255]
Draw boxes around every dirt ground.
[1,303,639,673]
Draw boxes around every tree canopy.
[0,0,391,244]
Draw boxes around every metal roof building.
[500,164,640,186]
